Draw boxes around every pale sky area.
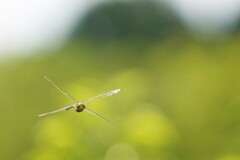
[0,0,239,60]
[167,0,240,32]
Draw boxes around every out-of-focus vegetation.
[1,36,240,160]
[72,1,185,40]
[1,1,240,160]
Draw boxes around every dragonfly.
[38,76,120,125]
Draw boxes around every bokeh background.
[1,0,240,160]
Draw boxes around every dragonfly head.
[75,103,85,112]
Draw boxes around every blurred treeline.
[72,1,186,40]
[1,1,240,160]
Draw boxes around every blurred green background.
[1,1,240,160]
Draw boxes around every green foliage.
[72,1,184,40]
[1,36,240,160]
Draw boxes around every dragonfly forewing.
[38,105,74,117]
[81,89,120,104]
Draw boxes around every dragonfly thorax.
[75,103,85,112]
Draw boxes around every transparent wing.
[38,105,74,117]
[81,89,120,104]
[44,76,79,103]
[85,107,114,125]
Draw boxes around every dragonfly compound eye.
[75,104,85,112]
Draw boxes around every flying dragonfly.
[38,76,120,125]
